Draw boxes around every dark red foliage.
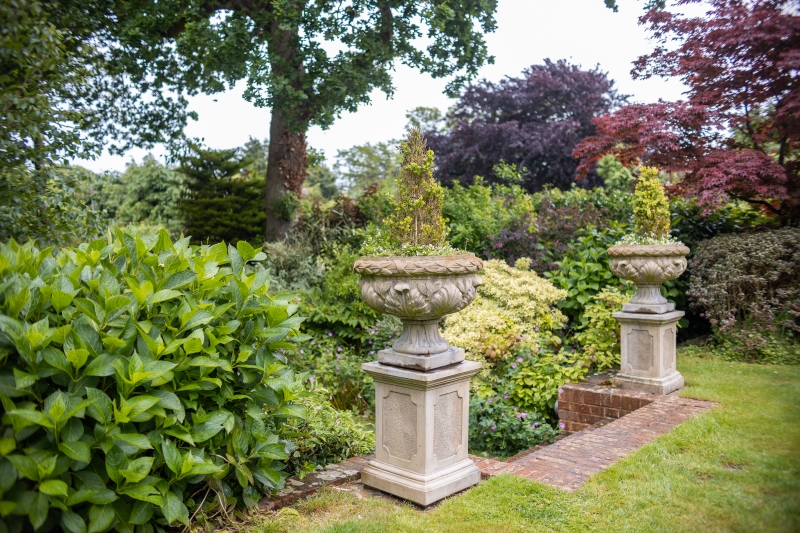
[488,197,609,273]
[428,59,627,191]
[574,0,800,223]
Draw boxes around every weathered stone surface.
[355,255,482,370]
[383,392,418,461]
[361,361,481,506]
[614,311,684,395]
[607,244,689,314]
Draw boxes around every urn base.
[621,301,675,314]
[378,346,465,371]
[361,361,482,506]
[614,371,684,395]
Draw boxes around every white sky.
[75,0,702,173]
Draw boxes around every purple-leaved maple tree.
[427,59,627,191]
[574,0,800,224]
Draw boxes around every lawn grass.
[238,354,800,533]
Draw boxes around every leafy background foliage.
[0,228,310,532]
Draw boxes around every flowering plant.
[468,394,557,458]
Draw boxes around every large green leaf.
[87,504,115,533]
[161,490,189,526]
[119,456,153,483]
[58,441,91,463]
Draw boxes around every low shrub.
[508,347,590,416]
[0,228,310,532]
[290,316,402,414]
[468,394,557,459]
[573,287,633,371]
[300,246,382,343]
[442,258,567,364]
[442,177,535,257]
[489,192,608,273]
[688,228,800,361]
[283,392,374,478]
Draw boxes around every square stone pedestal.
[360,360,482,506]
[613,310,685,395]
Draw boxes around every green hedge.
[0,228,309,532]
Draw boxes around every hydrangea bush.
[0,228,309,532]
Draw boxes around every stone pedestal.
[361,360,482,506]
[613,310,684,395]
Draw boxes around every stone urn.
[607,243,690,314]
[607,243,690,395]
[354,253,484,505]
[353,253,483,370]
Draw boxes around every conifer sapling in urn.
[353,129,483,370]
[608,166,690,314]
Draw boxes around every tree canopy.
[427,59,627,191]
[574,0,800,225]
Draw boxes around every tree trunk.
[264,13,307,242]
[265,107,306,240]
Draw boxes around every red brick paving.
[480,395,714,491]
[259,387,714,510]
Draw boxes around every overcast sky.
[76,0,703,173]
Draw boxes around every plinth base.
[614,371,684,395]
[377,347,464,370]
[361,458,481,506]
[613,310,684,395]
[361,360,482,506]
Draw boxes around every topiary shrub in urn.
[607,167,689,394]
[354,130,482,506]
[607,167,690,314]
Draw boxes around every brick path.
[474,395,714,491]
[259,392,714,510]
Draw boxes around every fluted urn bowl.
[353,254,483,370]
[607,243,690,314]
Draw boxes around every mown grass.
[237,353,800,533]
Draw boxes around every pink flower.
[511,363,517,368]
[513,407,518,411]
[369,340,373,344]
[517,358,523,363]
[328,332,333,337]
[310,376,316,382]
[490,425,496,430]
[534,327,539,332]
[488,398,493,403]
[370,330,375,335]
[311,340,315,345]
[335,365,340,370]
[300,350,304,354]
[370,351,375,355]
[337,347,342,352]
[504,394,509,399]
[559,422,565,429]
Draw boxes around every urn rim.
[353,253,483,277]
[606,243,690,257]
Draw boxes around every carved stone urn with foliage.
[354,130,483,370]
[355,130,483,506]
[607,167,689,314]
